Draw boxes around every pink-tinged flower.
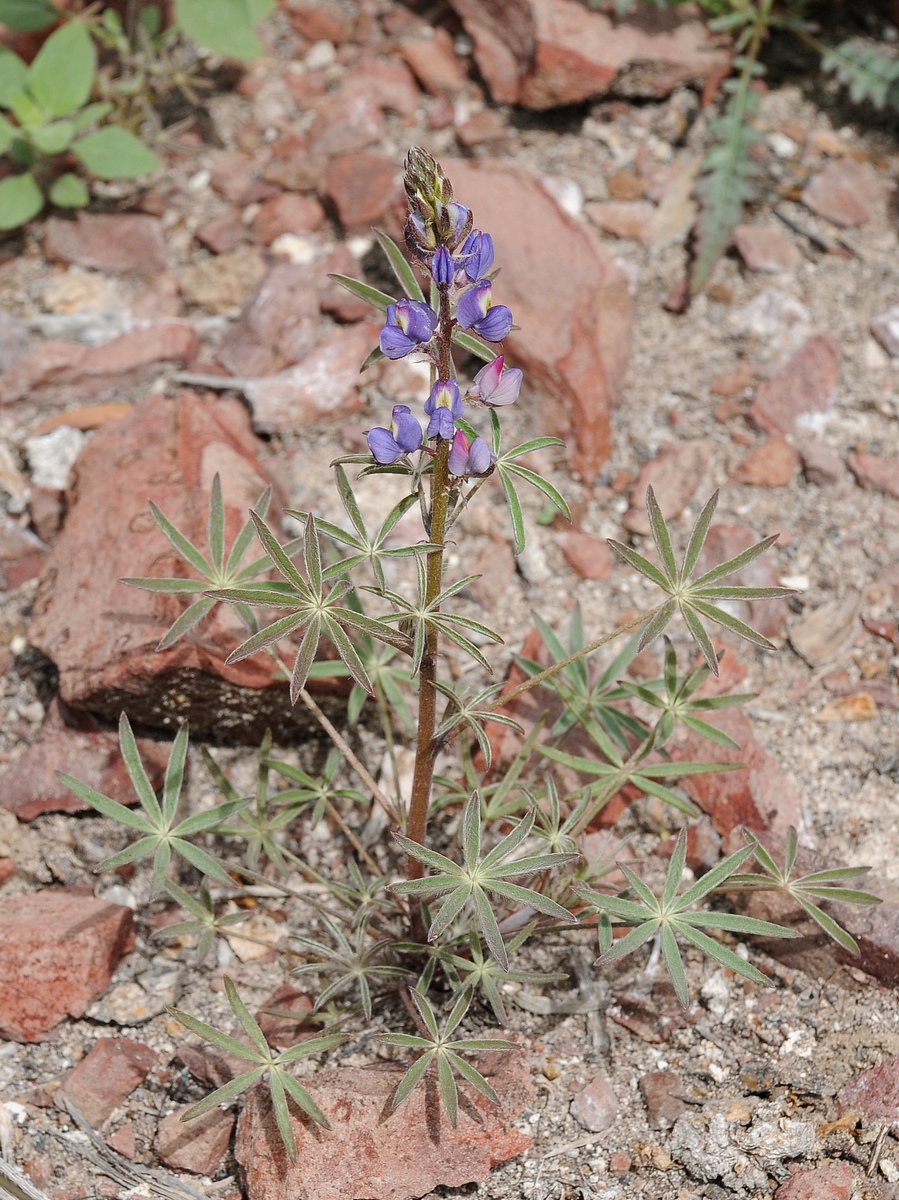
[466,355,522,408]
[424,379,463,440]
[459,230,494,282]
[448,429,494,478]
[455,280,512,342]
[367,405,423,464]
[379,299,438,360]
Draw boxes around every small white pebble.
[187,168,211,192]
[9,635,26,657]
[304,40,336,69]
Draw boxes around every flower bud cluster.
[367,149,522,479]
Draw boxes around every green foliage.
[169,975,343,1161]
[380,990,513,1126]
[59,715,245,895]
[174,0,275,61]
[608,487,793,673]
[156,881,251,964]
[394,792,578,970]
[821,40,899,112]
[0,0,60,33]
[576,829,797,1006]
[0,20,160,230]
[293,915,410,1021]
[729,826,881,954]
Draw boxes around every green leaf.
[374,229,424,302]
[328,272,394,312]
[48,171,88,208]
[0,48,28,108]
[28,20,95,117]
[70,100,113,132]
[451,327,494,362]
[30,117,73,154]
[0,171,43,229]
[0,113,14,156]
[73,126,160,180]
[175,0,265,58]
[0,0,59,33]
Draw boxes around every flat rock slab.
[27,391,345,739]
[156,1103,235,1176]
[0,696,169,821]
[0,889,134,1042]
[749,334,839,435]
[54,1037,156,1127]
[446,159,632,482]
[44,213,168,275]
[234,1053,534,1200]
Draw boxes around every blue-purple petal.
[475,304,513,342]
[455,282,490,330]
[427,408,456,440]
[379,325,415,360]
[468,436,495,475]
[431,246,454,287]
[367,428,403,464]
[393,406,423,452]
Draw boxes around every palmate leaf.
[393,792,577,970]
[727,827,881,956]
[379,990,512,1125]
[821,40,899,111]
[59,715,245,895]
[608,488,793,674]
[293,915,409,1021]
[575,829,798,1006]
[169,975,343,1162]
[487,411,569,554]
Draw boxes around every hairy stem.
[405,288,454,889]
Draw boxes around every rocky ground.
[2,1,899,1198]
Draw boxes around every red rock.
[324,153,399,234]
[0,322,199,407]
[0,513,46,588]
[0,859,14,886]
[0,890,135,1042]
[320,245,372,323]
[217,262,320,378]
[734,436,798,487]
[871,305,899,357]
[638,1071,688,1130]
[210,151,274,207]
[28,486,65,541]
[105,1123,136,1159]
[398,28,471,98]
[733,224,801,273]
[799,439,844,484]
[522,0,729,109]
[308,82,386,159]
[446,159,632,481]
[234,1053,534,1200]
[55,1038,156,1127]
[347,59,422,117]
[570,1073,618,1131]
[256,984,315,1050]
[672,708,803,841]
[457,108,509,148]
[585,200,656,246]
[556,530,615,580]
[848,450,899,500]
[196,209,246,255]
[0,697,168,821]
[468,535,518,608]
[252,193,325,247]
[609,1150,631,1174]
[0,311,31,372]
[775,1162,854,1200]
[261,130,323,193]
[245,322,380,434]
[838,1055,899,1128]
[156,1104,234,1176]
[622,441,714,536]
[447,0,533,103]
[749,334,840,436]
[43,213,168,275]
[607,168,648,201]
[801,158,882,227]
[26,393,339,739]
[287,2,345,42]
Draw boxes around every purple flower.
[466,355,523,408]
[367,405,423,464]
[455,280,512,343]
[459,231,494,282]
[430,246,454,287]
[448,430,494,478]
[424,379,463,440]
[379,299,439,360]
[438,201,471,247]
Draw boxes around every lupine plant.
[62,150,878,1165]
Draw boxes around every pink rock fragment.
[0,890,135,1042]
[847,451,899,500]
[156,1104,235,1176]
[733,436,798,487]
[43,213,168,275]
[55,1038,156,1127]
[775,1162,855,1200]
[570,1073,618,1132]
[871,305,899,358]
[801,157,882,227]
[749,334,839,435]
[324,152,399,234]
[622,441,714,536]
[585,200,656,246]
[733,224,802,273]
